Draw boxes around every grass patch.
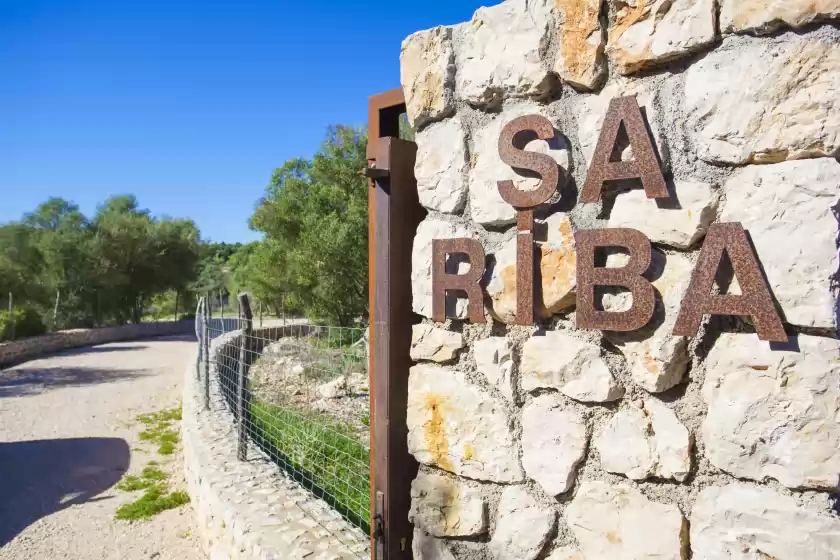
[137,407,181,455]
[115,485,190,521]
[250,400,370,532]
[116,464,168,492]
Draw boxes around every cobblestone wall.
[0,321,194,368]
[401,1,840,559]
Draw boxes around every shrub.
[0,307,47,341]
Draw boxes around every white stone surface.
[522,393,587,495]
[486,213,577,323]
[521,331,623,402]
[609,181,719,249]
[415,118,468,214]
[407,364,524,483]
[473,337,515,402]
[401,26,455,127]
[455,0,556,107]
[409,471,487,537]
[575,79,664,167]
[550,0,606,90]
[469,108,570,227]
[720,0,840,35]
[410,324,465,363]
[691,484,840,560]
[412,217,474,320]
[720,159,840,331]
[607,0,717,74]
[546,548,585,560]
[604,250,694,393]
[595,399,691,482]
[489,486,555,560]
[704,333,840,490]
[317,376,346,399]
[566,481,687,560]
[413,529,457,560]
[686,36,840,165]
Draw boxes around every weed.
[361,414,370,426]
[115,485,190,521]
[137,407,181,455]
[115,464,168,492]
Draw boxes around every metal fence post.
[236,293,254,461]
[195,296,205,380]
[8,292,14,341]
[203,297,211,411]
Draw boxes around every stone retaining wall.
[401,1,840,559]
[181,325,370,560]
[0,321,194,368]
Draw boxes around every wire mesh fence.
[200,295,371,549]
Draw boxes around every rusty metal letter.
[432,238,486,323]
[575,228,655,331]
[497,115,560,208]
[579,96,668,203]
[672,223,787,342]
[514,210,535,325]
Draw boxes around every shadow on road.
[55,344,150,356]
[0,367,150,398]
[0,437,130,546]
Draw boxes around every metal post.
[259,301,263,328]
[8,292,14,341]
[203,297,211,411]
[195,297,205,380]
[220,289,226,334]
[236,293,254,461]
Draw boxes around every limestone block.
[410,324,465,363]
[609,181,719,249]
[413,529,456,560]
[720,0,840,35]
[720,159,840,331]
[409,471,487,537]
[594,399,691,481]
[407,364,524,483]
[521,331,623,402]
[685,36,840,165]
[551,0,606,90]
[486,213,577,323]
[604,250,693,393]
[469,108,570,227]
[522,393,587,495]
[566,481,687,560]
[455,0,556,107]
[411,217,474,320]
[607,0,717,74]
[400,26,455,127]
[703,333,840,490]
[473,337,515,402]
[489,486,555,560]
[691,484,840,559]
[575,79,663,167]
[415,118,468,214]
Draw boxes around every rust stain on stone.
[554,0,602,79]
[464,442,475,461]
[609,0,648,46]
[606,531,622,544]
[424,393,454,472]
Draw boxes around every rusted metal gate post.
[367,89,424,559]
[237,293,254,461]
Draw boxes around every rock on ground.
[521,393,587,495]
[521,331,623,402]
[415,117,468,214]
[412,217,474,320]
[406,364,523,483]
[400,26,455,127]
[489,486,555,560]
[703,333,840,490]
[409,471,487,537]
[690,484,840,559]
[410,324,465,363]
[607,0,717,74]
[720,158,840,332]
[566,481,687,560]
[685,34,840,165]
[473,337,515,402]
[594,399,691,482]
[720,0,840,35]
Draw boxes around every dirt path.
[0,335,203,560]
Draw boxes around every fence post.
[8,292,14,341]
[236,293,254,461]
[259,301,263,328]
[203,297,211,411]
[195,297,205,380]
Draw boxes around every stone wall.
[0,321,194,368]
[400,2,840,559]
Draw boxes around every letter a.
[432,238,486,323]
[579,95,668,203]
[673,223,786,342]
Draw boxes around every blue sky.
[0,0,478,242]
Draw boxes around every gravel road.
[0,335,204,560]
